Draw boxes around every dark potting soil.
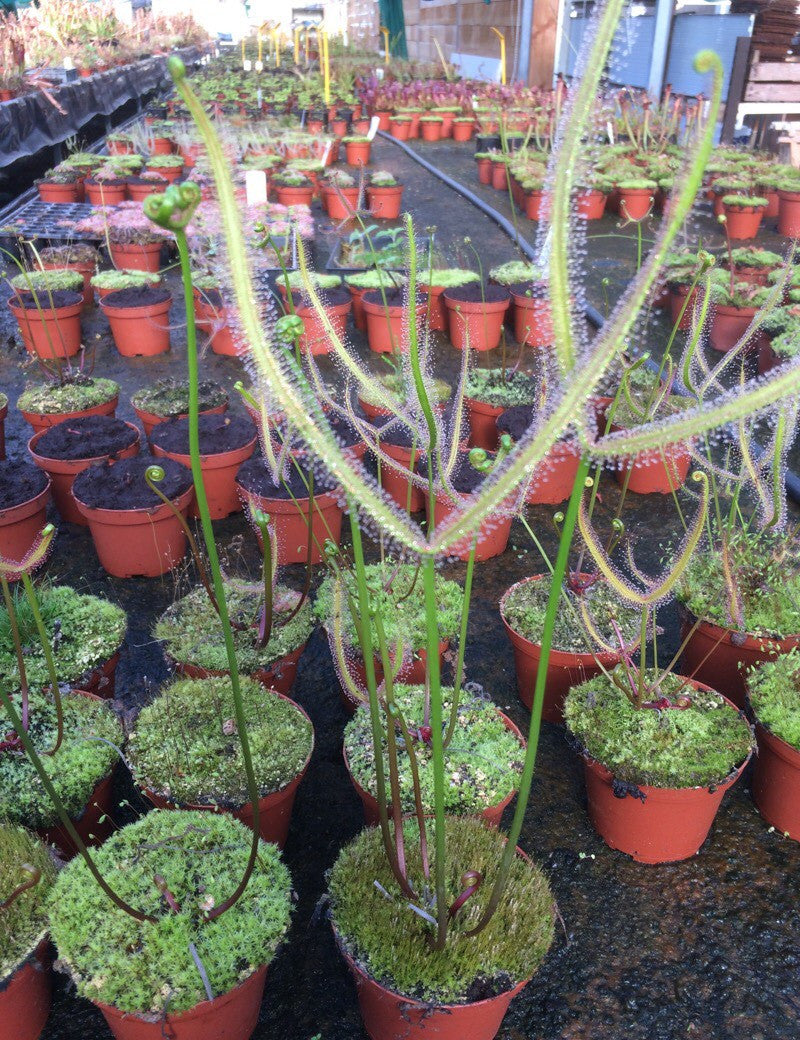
[127,175,168,186]
[149,414,256,456]
[236,457,337,499]
[497,404,535,442]
[508,281,547,299]
[443,283,510,305]
[72,455,193,510]
[11,290,83,310]
[291,289,352,310]
[418,451,485,493]
[197,288,225,309]
[361,288,428,309]
[369,415,425,449]
[85,177,127,187]
[275,413,361,450]
[0,460,48,509]
[102,286,172,310]
[34,416,139,461]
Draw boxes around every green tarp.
[378,0,408,58]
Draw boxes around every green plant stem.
[20,573,64,755]
[443,536,477,749]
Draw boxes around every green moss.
[315,562,463,651]
[344,270,405,290]
[502,577,638,653]
[10,269,84,293]
[748,650,800,750]
[48,810,292,1014]
[154,579,314,675]
[417,268,479,289]
[18,377,119,415]
[617,179,657,191]
[358,371,451,408]
[282,270,342,291]
[464,367,536,408]
[721,194,768,208]
[345,685,522,813]
[131,377,227,416]
[0,691,121,829]
[728,247,782,270]
[329,817,553,1004]
[90,270,161,291]
[489,261,544,285]
[129,676,312,806]
[370,170,398,187]
[0,584,126,693]
[678,530,800,639]
[145,154,184,168]
[564,668,754,787]
[0,823,56,979]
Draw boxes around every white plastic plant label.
[376,67,384,80]
[367,116,381,141]
[244,59,252,72]
[255,60,264,72]
[245,170,268,206]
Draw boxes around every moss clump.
[131,377,227,417]
[345,685,522,813]
[48,810,292,1015]
[489,261,544,285]
[128,676,312,806]
[721,195,768,208]
[0,691,121,829]
[154,579,314,675]
[417,268,479,289]
[678,530,800,639]
[748,650,800,751]
[464,367,536,408]
[502,577,638,653]
[564,668,754,788]
[281,270,342,291]
[0,823,56,979]
[617,178,657,191]
[358,370,451,408]
[145,154,184,168]
[315,562,463,651]
[370,170,399,187]
[345,270,405,290]
[18,377,119,415]
[0,584,126,693]
[90,270,161,292]
[728,247,783,270]
[329,817,554,1004]
[10,269,84,294]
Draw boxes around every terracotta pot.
[426,489,512,561]
[576,189,606,219]
[722,203,765,241]
[152,436,255,520]
[81,650,121,699]
[41,259,94,310]
[0,476,50,569]
[330,118,348,137]
[345,709,524,827]
[613,432,692,495]
[0,940,52,1040]
[95,965,268,1040]
[143,694,313,848]
[524,190,548,221]
[292,295,352,356]
[475,157,492,185]
[338,641,449,713]
[758,340,781,376]
[36,181,80,204]
[38,768,115,859]
[367,184,404,220]
[85,181,127,206]
[668,283,699,331]
[465,396,504,451]
[420,120,443,142]
[348,284,370,331]
[443,288,510,352]
[389,118,411,141]
[500,575,625,723]
[709,304,758,353]
[345,140,371,166]
[126,180,166,203]
[490,162,508,191]
[102,295,172,356]
[149,137,175,155]
[275,183,314,206]
[321,184,360,220]
[8,296,83,360]
[750,717,800,841]
[108,242,162,273]
[525,440,582,505]
[144,163,182,183]
[761,188,780,219]
[618,187,653,221]
[679,606,800,709]
[28,424,139,526]
[133,402,227,439]
[193,295,242,356]
[238,485,344,565]
[374,440,424,512]
[579,687,751,863]
[511,288,552,347]
[172,644,306,697]
[338,937,529,1040]
[107,140,134,155]
[452,120,475,142]
[777,189,800,237]
[374,110,392,130]
[74,483,194,577]
[362,293,427,354]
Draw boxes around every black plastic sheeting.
[0,47,203,166]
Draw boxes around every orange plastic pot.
[95,965,268,1040]
[275,183,314,206]
[420,283,449,332]
[8,296,83,359]
[345,709,524,827]
[81,650,121,699]
[107,139,134,155]
[126,180,166,203]
[777,189,800,237]
[41,259,95,310]
[618,187,653,221]
[338,935,529,1040]
[239,486,344,564]
[134,402,226,439]
[338,641,449,713]
[38,768,115,858]
[362,293,427,354]
[722,203,765,241]
[143,694,313,848]
[524,190,548,221]
[37,181,79,204]
[0,477,50,571]
[420,120,443,142]
[679,607,800,709]
[578,687,751,863]
[758,340,781,376]
[20,396,118,433]
[348,285,370,331]
[293,294,352,356]
[374,110,392,130]
[28,424,139,525]
[613,435,692,495]
[389,118,411,140]
[443,287,510,352]
[575,189,606,219]
[511,288,552,347]
[321,185,360,220]
[108,242,162,273]
[525,440,582,505]
[465,396,504,451]
[490,162,508,190]
[750,717,800,841]
[668,284,699,331]
[367,184,404,219]
[172,644,306,697]
[0,940,52,1040]
[500,575,625,723]
[761,188,780,219]
[709,303,760,353]
[152,437,255,520]
[85,180,127,206]
[102,295,172,356]
[374,440,424,512]
[149,136,175,154]
[193,295,243,356]
[144,163,182,183]
[475,158,492,185]
[426,490,512,561]
[345,140,371,166]
[452,119,475,142]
